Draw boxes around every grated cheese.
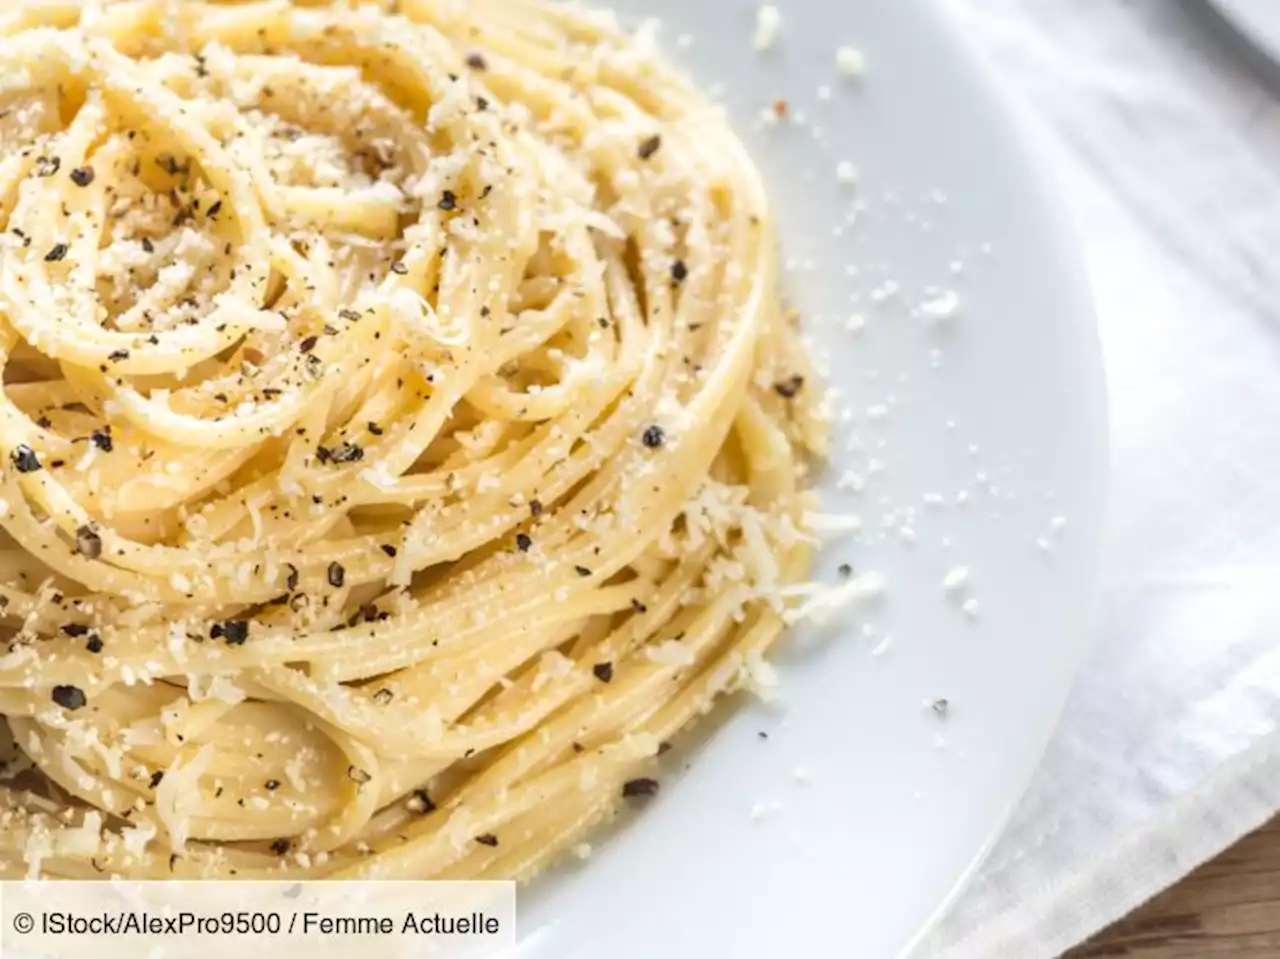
[754,5,782,50]
[121,820,157,858]
[154,745,214,852]
[744,649,780,701]
[801,511,863,535]
[920,290,960,323]
[784,571,886,626]
[647,641,696,667]
[836,45,865,77]
[942,566,970,592]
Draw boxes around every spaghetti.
[0,0,829,880]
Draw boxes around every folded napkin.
[918,1,1280,955]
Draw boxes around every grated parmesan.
[753,5,782,51]
[942,566,970,592]
[836,45,865,77]
[154,745,214,852]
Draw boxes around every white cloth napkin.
[917,1,1280,956]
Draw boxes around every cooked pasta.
[0,0,830,880]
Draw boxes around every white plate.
[1208,0,1280,66]
[520,1,1107,957]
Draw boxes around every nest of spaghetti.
[0,0,830,881]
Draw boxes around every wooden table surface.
[1066,817,1280,957]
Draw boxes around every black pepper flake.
[298,335,318,353]
[931,698,950,717]
[389,260,408,275]
[12,445,41,472]
[90,427,112,452]
[156,154,189,177]
[438,190,458,212]
[270,839,291,855]
[529,499,543,517]
[671,259,688,283]
[61,623,90,637]
[622,778,659,799]
[380,544,397,557]
[347,765,372,785]
[368,422,384,435]
[319,442,364,464]
[575,565,592,577]
[86,634,103,654]
[74,525,102,559]
[465,52,488,70]
[837,563,853,578]
[51,684,86,710]
[372,688,394,705]
[34,156,60,177]
[758,731,768,740]
[637,134,662,160]
[631,598,647,614]
[327,562,345,588]
[149,771,164,789]
[265,779,280,791]
[774,375,805,399]
[657,741,672,755]
[141,237,155,253]
[411,789,436,813]
[571,742,584,753]
[592,662,613,683]
[206,200,222,218]
[641,425,665,449]
[515,532,532,552]
[212,619,249,645]
[285,564,299,591]
[474,834,499,847]
[44,243,68,263]
[69,166,95,187]
[108,349,129,362]
[339,308,361,321]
